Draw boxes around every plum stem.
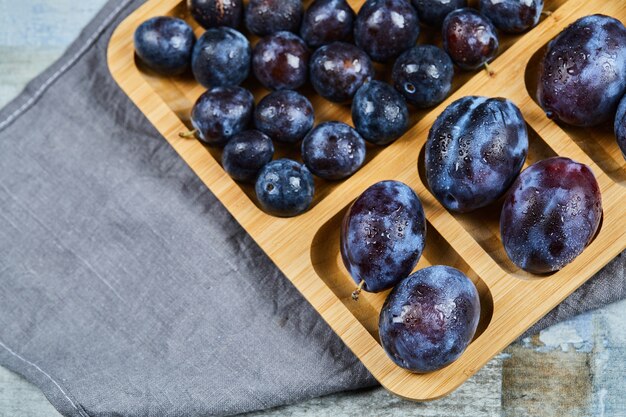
[351,280,365,301]
[541,10,553,17]
[179,129,198,139]
[484,62,495,77]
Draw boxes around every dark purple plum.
[425,96,528,213]
[501,157,603,274]
[411,0,467,27]
[189,86,254,146]
[480,0,543,33]
[255,159,315,217]
[379,266,480,373]
[354,0,420,63]
[191,27,251,88]
[300,0,355,48]
[187,0,243,29]
[341,181,426,293]
[615,94,626,159]
[245,0,303,36]
[537,15,626,127]
[301,122,367,180]
[442,8,499,71]
[392,45,454,108]
[133,17,195,76]
[351,81,409,146]
[222,130,274,183]
[252,31,309,91]
[254,90,314,144]
[309,42,374,103]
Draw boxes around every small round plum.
[254,90,314,144]
[245,0,303,36]
[309,42,374,103]
[222,130,274,183]
[190,86,254,146]
[351,81,409,146]
[252,32,309,91]
[442,8,499,71]
[187,0,243,29]
[615,94,626,159]
[301,122,367,180]
[300,0,355,48]
[411,0,467,27]
[392,45,454,108]
[379,266,481,373]
[134,16,195,75]
[255,159,315,217]
[191,27,251,88]
[354,0,420,63]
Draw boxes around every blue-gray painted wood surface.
[0,1,624,416]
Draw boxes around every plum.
[501,157,603,274]
[411,0,467,28]
[133,17,195,76]
[245,0,303,36]
[191,27,250,88]
[425,96,528,213]
[187,0,243,29]
[222,130,274,183]
[379,265,480,373]
[188,86,254,146]
[480,0,543,33]
[300,0,355,48]
[442,8,499,71]
[615,94,626,159]
[252,32,309,91]
[341,181,426,295]
[254,90,314,144]
[301,122,367,180]
[392,45,454,108]
[351,81,409,146]
[255,159,315,217]
[354,0,420,63]
[537,15,626,127]
[309,42,374,103]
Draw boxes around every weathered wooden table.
[0,1,624,416]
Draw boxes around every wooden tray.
[107,0,626,400]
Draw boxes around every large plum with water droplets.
[379,265,480,373]
[425,96,528,213]
[341,181,426,293]
[537,15,626,127]
[500,157,603,274]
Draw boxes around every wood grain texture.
[108,0,626,401]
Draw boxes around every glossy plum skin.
[222,130,274,183]
[442,8,499,71]
[254,90,314,144]
[537,15,626,127]
[300,0,355,48]
[425,96,529,213]
[480,0,543,33]
[615,94,626,159]
[187,0,243,29]
[392,45,454,108]
[190,86,254,146]
[379,266,480,373]
[133,17,195,76]
[245,0,303,36]
[341,181,426,293]
[411,0,467,27]
[301,122,367,180]
[352,81,409,146]
[354,0,420,63]
[501,157,603,274]
[191,27,251,88]
[309,42,374,103]
[252,32,309,91]
[255,159,315,217]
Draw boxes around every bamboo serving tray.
[108,0,626,400]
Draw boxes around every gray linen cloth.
[0,1,623,416]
